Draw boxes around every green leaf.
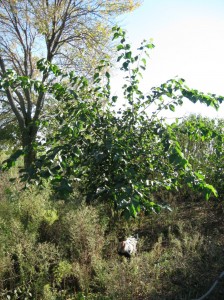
[141,58,146,66]
[105,72,110,79]
[93,73,99,80]
[122,61,129,70]
[169,104,175,112]
[124,51,132,59]
[117,44,124,51]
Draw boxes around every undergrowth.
[0,165,224,300]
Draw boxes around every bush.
[1,153,224,299]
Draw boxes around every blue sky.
[114,0,224,119]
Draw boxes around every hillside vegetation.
[0,27,224,299]
[0,160,224,299]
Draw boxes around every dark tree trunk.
[22,125,38,170]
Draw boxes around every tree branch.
[0,56,25,131]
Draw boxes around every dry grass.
[0,166,224,299]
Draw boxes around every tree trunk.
[22,125,37,170]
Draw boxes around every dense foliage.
[0,25,224,300]
[1,27,224,218]
[173,116,224,200]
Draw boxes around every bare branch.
[0,56,25,131]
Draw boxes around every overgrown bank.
[1,26,224,300]
[0,166,224,300]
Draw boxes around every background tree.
[173,115,224,201]
[0,0,142,168]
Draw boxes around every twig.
[193,271,224,300]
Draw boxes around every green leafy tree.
[11,26,222,218]
[0,0,141,168]
[173,115,224,200]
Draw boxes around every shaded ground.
[137,199,224,300]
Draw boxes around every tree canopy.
[0,0,142,168]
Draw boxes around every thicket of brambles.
[0,27,224,299]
